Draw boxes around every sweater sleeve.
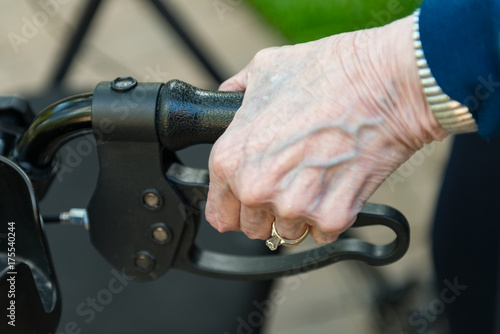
[419,0,500,138]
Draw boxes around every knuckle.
[315,222,341,236]
[315,209,357,236]
[205,209,236,233]
[252,47,279,65]
[238,190,260,207]
[314,234,338,245]
[209,148,232,178]
[238,181,268,207]
[210,160,241,184]
[241,228,268,240]
[274,202,307,221]
[216,221,236,233]
[204,209,218,226]
[253,49,271,61]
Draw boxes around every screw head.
[142,189,163,210]
[111,77,137,93]
[144,193,160,208]
[134,252,155,272]
[152,226,169,243]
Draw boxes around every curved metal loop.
[168,164,410,280]
[14,93,93,168]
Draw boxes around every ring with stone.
[265,221,310,251]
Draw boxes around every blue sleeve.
[419,0,500,138]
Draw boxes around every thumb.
[219,64,250,92]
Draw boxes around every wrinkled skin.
[206,17,448,245]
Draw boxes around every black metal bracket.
[0,96,34,157]
[0,156,61,333]
[87,80,190,281]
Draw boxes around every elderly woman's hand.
[205,16,448,245]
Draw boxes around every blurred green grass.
[247,0,422,43]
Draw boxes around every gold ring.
[265,221,309,251]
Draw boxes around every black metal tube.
[14,94,93,168]
[42,216,61,224]
[149,0,225,84]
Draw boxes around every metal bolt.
[134,253,155,272]
[152,226,169,243]
[111,76,137,93]
[59,208,89,230]
[143,191,162,209]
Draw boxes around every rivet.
[134,252,155,272]
[152,226,169,243]
[111,77,137,93]
[142,189,163,210]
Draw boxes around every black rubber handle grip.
[157,80,243,151]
